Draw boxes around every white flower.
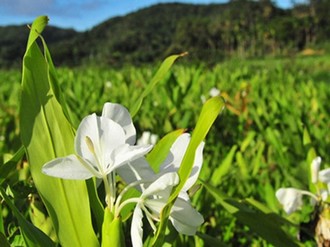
[42,103,152,180]
[125,133,204,246]
[276,188,304,214]
[160,133,204,195]
[102,102,137,145]
[209,87,220,97]
[130,171,204,247]
[276,188,318,214]
[137,131,158,145]
[311,156,322,183]
[319,169,330,184]
[131,172,179,247]
[276,157,330,214]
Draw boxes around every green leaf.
[29,194,56,241]
[39,34,74,124]
[19,17,99,246]
[0,187,55,247]
[211,145,237,185]
[303,127,312,146]
[236,151,249,179]
[173,96,225,201]
[153,96,225,246]
[0,146,24,185]
[86,178,105,233]
[26,16,49,51]
[200,180,301,247]
[130,53,187,117]
[146,129,185,172]
[0,203,5,235]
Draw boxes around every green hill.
[0,1,329,68]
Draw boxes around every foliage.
[0,15,329,246]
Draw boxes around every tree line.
[0,0,329,68]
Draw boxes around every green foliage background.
[1,46,329,245]
[0,2,330,244]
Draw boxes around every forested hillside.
[0,0,329,67]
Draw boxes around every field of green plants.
[0,17,329,247]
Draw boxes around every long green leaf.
[26,16,49,51]
[19,16,98,246]
[210,145,237,185]
[0,146,24,185]
[130,52,187,117]
[174,96,225,200]
[153,96,225,246]
[0,187,55,247]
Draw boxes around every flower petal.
[116,157,155,191]
[42,154,96,179]
[160,133,204,192]
[170,197,204,235]
[131,205,143,247]
[276,188,303,214]
[319,168,330,184]
[111,144,153,171]
[75,114,126,175]
[145,198,167,216]
[102,103,136,145]
[311,156,322,183]
[143,172,179,198]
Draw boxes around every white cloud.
[0,0,108,17]
[1,0,55,15]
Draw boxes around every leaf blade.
[20,18,99,247]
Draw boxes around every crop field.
[0,18,330,247]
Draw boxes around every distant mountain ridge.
[0,1,329,68]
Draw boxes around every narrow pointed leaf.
[86,178,104,233]
[26,16,49,51]
[0,146,24,185]
[211,145,237,185]
[0,187,55,247]
[19,17,98,246]
[153,96,225,246]
[174,96,225,198]
[130,53,187,117]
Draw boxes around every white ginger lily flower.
[130,171,204,247]
[276,188,320,214]
[160,133,204,198]
[276,188,311,214]
[131,172,179,247]
[101,102,137,145]
[276,157,326,214]
[119,133,204,246]
[42,103,152,207]
[42,103,151,179]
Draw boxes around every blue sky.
[0,0,308,31]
